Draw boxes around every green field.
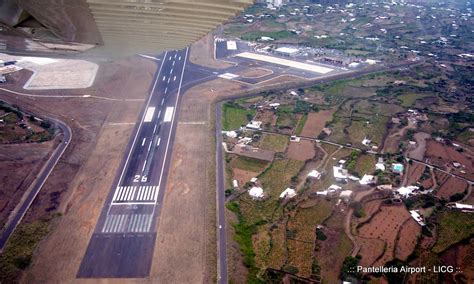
[295,114,308,135]
[222,103,256,131]
[260,134,289,152]
[432,211,474,253]
[353,154,376,176]
[397,93,429,107]
[232,156,269,173]
[0,217,53,283]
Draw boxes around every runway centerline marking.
[111,51,167,194]
[151,47,189,219]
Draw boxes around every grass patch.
[260,134,288,152]
[226,201,262,283]
[0,217,54,283]
[232,156,269,173]
[295,114,308,135]
[432,211,474,253]
[397,93,429,107]
[222,102,256,131]
[354,154,376,176]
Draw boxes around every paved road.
[0,117,71,252]
[215,103,228,284]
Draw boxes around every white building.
[340,190,353,200]
[260,36,275,41]
[375,157,385,171]
[266,0,283,8]
[275,47,299,57]
[246,120,262,130]
[249,187,264,199]
[333,166,349,182]
[280,188,296,199]
[409,210,426,226]
[359,174,376,185]
[307,170,322,180]
[396,186,419,198]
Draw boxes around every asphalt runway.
[77,48,190,278]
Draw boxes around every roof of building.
[308,170,322,179]
[275,47,299,54]
[454,203,474,210]
[396,186,419,197]
[340,190,353,198]
[333,166,348,180]
[246,120,262,129]
[249,187,264,198]
[280,188,296,199]
[409,210,426,226]
[359,174,376,185]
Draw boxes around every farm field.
[432,211,474,254]
[222,102,256,131]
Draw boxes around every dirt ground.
[300,110,335,138]
[232,168,259,186]
[235,68,273,78]
[0,140,56,228]
[359,199,382,223]
[407,132,430,160]
[1,56,158,283]
[425,140,474,180]
[255,109,276,128]
[405,163,425,186]
[394,218,421,261]
[436,176,469,199]
[357,205,412,266]
[189,35,235,69]
[287,140,315,161]
[440,238,474,283]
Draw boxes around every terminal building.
[0,0,254,56]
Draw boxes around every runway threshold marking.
[112,186,159,202]
[163,107,174,122]
[143,107,156,122]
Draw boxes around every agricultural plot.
[259,133,289,152]
[316,210,354,284]
[222,103,256,131]
[432,211,474,253]
[357,205,412,266]
[436,177,468,200]
[394,218,421,261]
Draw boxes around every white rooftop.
[333,166,348,180]
[307,170,322,179]
[359,174,375,185]
[396,186,419,197]
[275,47,299,54]
[328,184,342,191]
[280,188,296,199]
[454,203,474,210]
[225,131,238,138]
[375,162,386,171]
[249,187,264,198]
[246,120,262,130]
[340,190,353,198]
